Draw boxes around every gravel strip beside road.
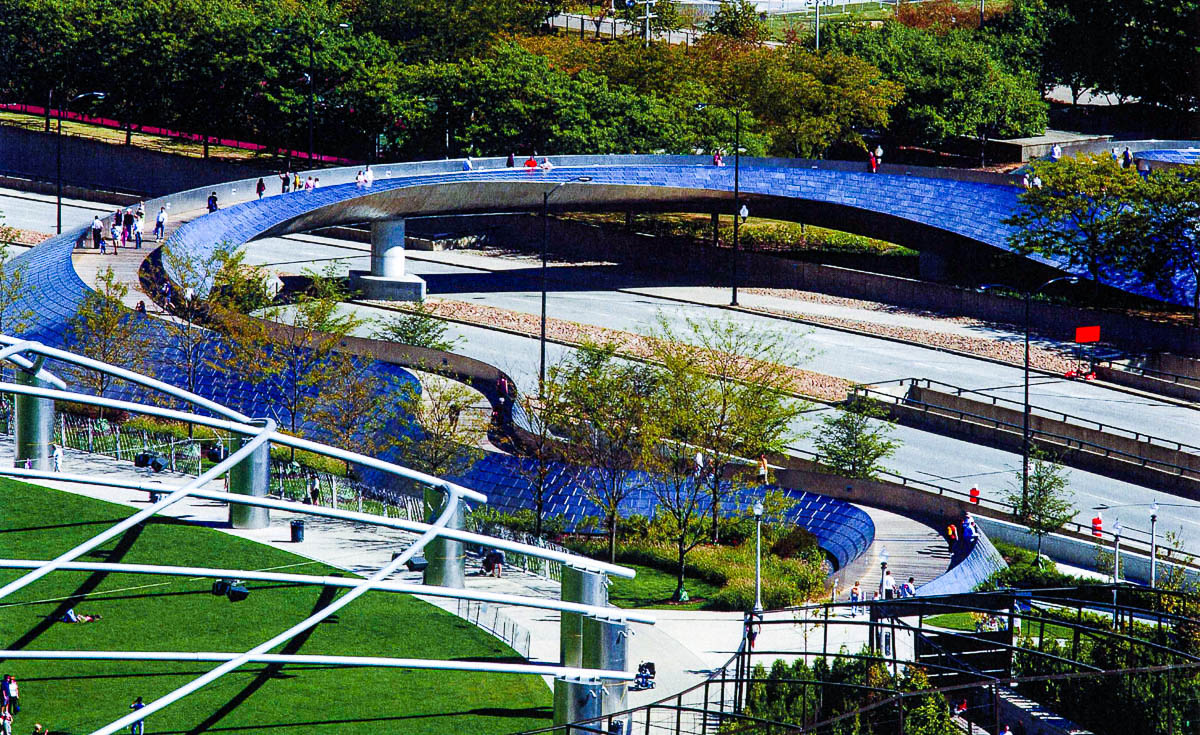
[367,297,853,402]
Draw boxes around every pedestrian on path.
[131,218,142,249]
[206,192,219,212]
[91,216,103,248]
[506,152,516,167]
[51,444,62,472]
[129,696,145,735]
[154,207,168,242]
[280,170,291,193]
[900,576,915,598]
[756,455,768,485]
[882,570,896,599]
[255,178,266,199]
[0,706,11,735]
[849,580,862,615]
[462,156,473,171]
[363,166,374,186]
[868,150,878,174]
[1122,147,1133,169]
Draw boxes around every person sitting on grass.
[59,608,101,624]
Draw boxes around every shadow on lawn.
[155,706,554,733]
[1,524,145,655]
[183,585,341,735]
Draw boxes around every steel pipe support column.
[560,566,607,666]
[583,616,630,718]
[552,677,603,734]
[14,367,54,470]
[228,419,271,529]
[349,219,426,301]
[422,486,465,588]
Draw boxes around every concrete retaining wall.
[973,515,1200,587]
[1094,364,1200,403]
[908,385,1200,474]
[873,386,1200,498]
[917,524,1007,596]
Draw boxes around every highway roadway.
[4,187,1197,553]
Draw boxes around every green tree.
[1128,164,1200,324]
[1005,447,1075,557]
[704,0,768,41]
[66,267,152,410]
[512,381,575,539]
[828,20,1047,146]
[0,239,33,338]
[157,241,226,401]
[371,301,462,352]
[813,395,899,480]
[547,342,659,562]
[310,355,409,474]
[216,265,362,441]
[395,367,486,478]
[643,356,712,601]
[650,315,808,543]
[1005,154,1142,291]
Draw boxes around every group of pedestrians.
[88,203,168,254]
[845,570,917,615]
[1,673,146,734]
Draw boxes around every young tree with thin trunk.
[813,395,899,480]
[512,382,576,539]
[310,354,410,474]
[547,342,659,563]
[643,359,712,602]
[394,365,486,479]
[0,223,33,338]
[651,315,808,543]
[215,265,361,441]
[66,267,152,411]
[1004,447,1074,557]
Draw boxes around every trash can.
[290,519,305,543]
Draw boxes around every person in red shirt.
[524,154,539,169]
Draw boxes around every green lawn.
[606,563,721,611]
[0,478,551,735]
[924,612,1073,640]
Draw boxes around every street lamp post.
[979,275,1080,506]
[1150,502,1159,589]
[731,107,742,306]
[273,23,349,163]
[753,500,764,613]
[539,177,594,390]
[57,91,106,234]
[1113,519,1122,583]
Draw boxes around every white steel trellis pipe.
[0,559,655,623]
[0,650,631,681]
[0,465,633,578]
[0,379,489,504]
[0,419,278,603]
[89,484,466,735]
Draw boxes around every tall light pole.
[1112,519,1122,583]
[979,275,1080,507]
[540,176,593,390]
[57,91,105,235]
[753,500,764,613]
[273,23,349,163]
[1150,501,1159,589]
[731,107,742,306]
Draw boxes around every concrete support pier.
[422,486,465,588]
[228,419,271,529]
[350,219,426,301]
[14,366,54,471]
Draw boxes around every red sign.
[1075,326,1101,343]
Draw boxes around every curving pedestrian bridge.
[7,151,1190,579]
